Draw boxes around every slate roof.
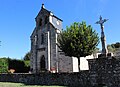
[36,4,63,22]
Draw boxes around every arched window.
[41,33,44,44]
[40,55,46,70]
[39,19,42,26]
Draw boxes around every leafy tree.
[8,58,30,73]
[23,52,30,71]
[113,42,120,48]
[8,59,25,73]
[0,58,8,73]
[107,45,115,53]
[0,57,30,73]
[24,60,30,67]
[107,42,120,53]
[23,52,30,60]
[93,48,100,58]
[58,22,99,72]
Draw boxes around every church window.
[41,33,44,44]
[40,55,46,71]
[45,16,48,24]
[34,35,38,45]
[56,20,60,25]
[39,19,42,26]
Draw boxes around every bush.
[0,58,8,73]
[0,58,30,73]
[8,59,30,73]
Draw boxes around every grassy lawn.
[0,82,66,87]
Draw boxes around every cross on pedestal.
[96,16,108,56]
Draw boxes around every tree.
[93,48,100,58]
[107,42,120,53]
[8,58,30,73]
[0,58,8,73]
[107,45,115,53]
[58,22,99,72]
[23,52,30,72]
[113,42,120,48]
[23,52,31,60]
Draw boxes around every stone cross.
[96,16,108,56]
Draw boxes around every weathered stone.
[30,4,75,73]
[1,56,120,87]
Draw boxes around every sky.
[0,0,120,59]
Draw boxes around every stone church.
[30,4,96,73]
[30,4,79,73]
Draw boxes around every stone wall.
[1,57,120,87]
[58,52,73,73]
[88,57,120,87]
[0,72,90,87]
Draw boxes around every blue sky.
[0,0,120,59]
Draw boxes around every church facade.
[30,4,79,73]
[30,4,100,73]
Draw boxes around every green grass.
[0,82,66,87]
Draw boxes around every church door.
[40,55,46,71]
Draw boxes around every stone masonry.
[0,57,120,87]
[30,4,75,73]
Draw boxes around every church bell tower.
[30,4,63,73]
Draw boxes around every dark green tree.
[0,58,8,73]
[113,42,120,48]
[107,45,115,53]
[58,22,99,72]
[23,52,31,60]
[8,59,25,73]
[8,58,30,73]
[93,48,100,58]
[107,42,120,53]
[23,52,30,70]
